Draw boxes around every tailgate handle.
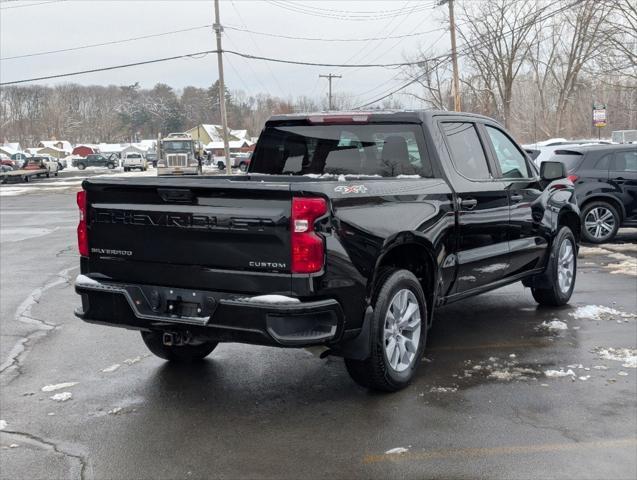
[158,188,194,204]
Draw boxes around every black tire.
[124,167,129,172]
[141,331,217,362]
[107,162,115,170]
[217,161,225,170]
[239,162,248,172]
[580,201,620,244]
[78,163,86,170]
[46,172,50,178]
[344,269,428,392]
[531,226,577,306]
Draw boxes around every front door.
[439,121,511,293]
[482,124,548,276]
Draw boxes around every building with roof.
[38,140,72,155]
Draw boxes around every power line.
[0,50,442,86]
[0,0,64,9]
[1,25,213,61]
[266,0,437,21]
[223,24,447,43]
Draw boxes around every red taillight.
[567,174,578,183]
[291,197,327,274]
[77,190,89,257]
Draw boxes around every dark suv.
[552,145,637,243]
[74,154,118,170]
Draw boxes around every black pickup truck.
[75,111,580,391]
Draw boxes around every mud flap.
[334,306,374,360]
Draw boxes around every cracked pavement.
[0,189,636,479]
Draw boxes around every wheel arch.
[580,194,625,223]
[558,207,581,244]
[371,236,437,326]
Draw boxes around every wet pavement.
[1,190,636,480]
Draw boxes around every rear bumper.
[74,275,344,347]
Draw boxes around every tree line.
[0,0,635,146]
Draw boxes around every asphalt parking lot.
[1,178,636,480]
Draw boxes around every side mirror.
[540,161,567,181]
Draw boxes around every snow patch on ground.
[41,382,78,392]
[50,392,72,402]
[544,369,576,378]
[429,386,458,393]
[459,357,541,382]
[569,305,635,321]
[593,347,637,368]
[0,420,6,430]
[385,447,409,455]
[101,364,120,373]
[123,356,142,365]
[539,320,568,331]
[108,407,123,415]
[578,246,611,256]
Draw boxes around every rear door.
[439,121,511,293]
[609,149,637,224]
[481,123,548,276]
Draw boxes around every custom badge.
[334,185,368,194]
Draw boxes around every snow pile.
[593,347,637,368]
[569,305,635,321]
[429,386,458,393]
[617,371,629,376]
[606,254,637,277]
[385,447,409,455]
[544,369,576,378]
[50,392,72,402]
[539,320,568,331]
[101,364,120,373]
[41,382,78,392]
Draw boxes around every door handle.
[459,198,478,210]
[614,177,626,184]
[510,193,523,202]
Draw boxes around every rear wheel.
[107,162,115,169]
[345,269,427,392]
[78,163,86,170]
[581,201,619,243]
[531,226,577,306]
[141,331,217,362]
[239,162,248,172]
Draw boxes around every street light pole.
[214,0,231,173]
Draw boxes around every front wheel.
[141,331,217,362]
[239,162,248,172]
[345,269,427,392]
[107,162,115,170]
[78,163,86,170]
[531,226,577,306]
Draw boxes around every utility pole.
[440,0,461,111]
[319,73,342,110]
[213,0,231,173]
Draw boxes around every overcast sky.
[0,0,449,106]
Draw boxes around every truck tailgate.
[84,178,292,278]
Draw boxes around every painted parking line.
[363,438,637,464]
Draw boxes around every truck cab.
[157,133,201,176]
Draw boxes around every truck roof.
[266,109,500,125]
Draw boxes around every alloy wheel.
[584,207,615,240]
[557,238,575,294]
[383,289,421,372]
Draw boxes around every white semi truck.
[157,133,202,176]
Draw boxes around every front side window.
[251,124,431,177]
[485,126,530,179]
[442,122,490,180]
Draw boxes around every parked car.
[216,152,252,171]
[23,156,59,177]
[75,110,580,392]
[74,153,117,170]
[550,144,637,243]
[122,152,148,172]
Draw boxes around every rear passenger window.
[485,126,530,179]
[613,151,637,172]
[594,154,612,170]
[442,122,491,180]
